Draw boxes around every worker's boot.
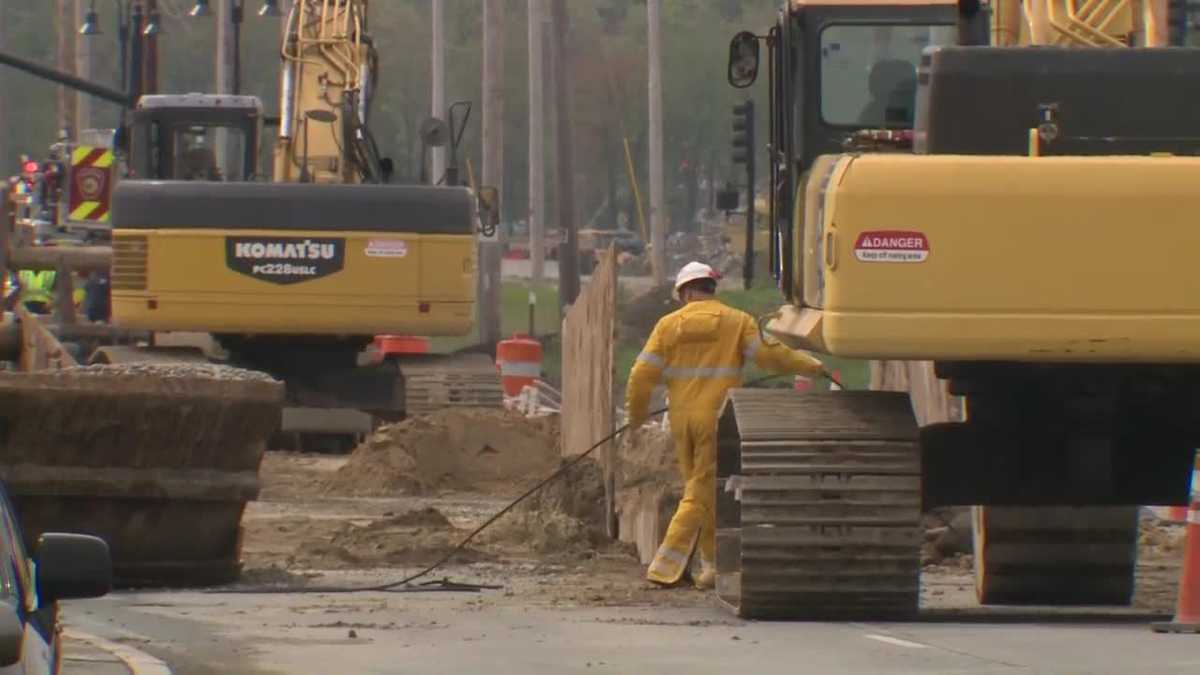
[694,568,715,590]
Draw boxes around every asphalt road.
[61,589,1200,675]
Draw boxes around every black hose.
[211,372,839,595]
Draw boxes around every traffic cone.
[1152,453,1200,634]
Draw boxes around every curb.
[64,630,172,675]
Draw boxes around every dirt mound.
[619,284,676,341]
[256,507,491,570]
[618,425,677,487]
[483,457,610,555]
[326,408,560,497]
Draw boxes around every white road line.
[864,633,929,649]
[64,629,173,675]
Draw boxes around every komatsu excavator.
[105,0,502,450]
[716,0,1198,618]
[1,0,504,587]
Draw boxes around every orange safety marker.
[1152,451,1200,634]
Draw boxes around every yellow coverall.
[17,270,56,312]
[626,298,825,586]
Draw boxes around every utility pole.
[215,0,237,179]
[647,0,667,286]
[527,0,546,283]
[74,0,92,135]
[480,0,504,347]
[142,0,159,95]
[431,0,446,183]
[0,0,8,169]
[56,0,77,138]
[216,2,237,95]
[552,0,580,309]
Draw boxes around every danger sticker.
[365,239,409,258]
[854,230,929,263]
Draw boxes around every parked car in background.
[0,484,111,674]
[578,228,645,273]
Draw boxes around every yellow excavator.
[716,0,1198,618]
[0,0,500,587]
[105,0,501,450]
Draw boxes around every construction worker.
[625,261,827,590]
[15,269,56,314]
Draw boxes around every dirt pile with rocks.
[260,506,492,570]
[481,456,611,555]
[325,408,561,497]
[619,284,676,342]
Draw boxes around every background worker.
[14,268,56,314]
[625,261,828,590]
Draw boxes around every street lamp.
[79,1,142,96]
[79,6,101,35]
[189,2,282,96]
[143,8,163,37]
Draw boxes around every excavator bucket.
[0,364,283,587]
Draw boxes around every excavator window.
[173,125,246,182]
[818,24,956,128]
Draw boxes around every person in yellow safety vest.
[16,269,56,314]
[625,261,828,590]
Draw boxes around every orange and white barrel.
[496,334,542,397]
[1152,451,1200,634]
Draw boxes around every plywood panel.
[869,360,963,426]
[561,246,617,535]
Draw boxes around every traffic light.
[731,100,755,167]
[731,99,756,289]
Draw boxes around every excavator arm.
[274,0,386,184]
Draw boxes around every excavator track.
[715,389,922,620]
[973,505,1139,605]
[0,363,283,587]
[397,352,505,415]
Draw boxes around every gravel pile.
[49,362,279,383]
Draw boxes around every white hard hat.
[673,261,721,295]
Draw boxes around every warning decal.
[854,230,929,263]
[365,239,409,258]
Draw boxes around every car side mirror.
[728,31,760,88]
[0,604,21,667]
[35,533,112,603]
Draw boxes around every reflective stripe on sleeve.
[742,338,761,364]
[663,366,742,380]
[636,351,665,368]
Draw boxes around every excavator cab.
[127,94,263,182]
[728,0,976,298]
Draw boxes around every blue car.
[0,486,111,674]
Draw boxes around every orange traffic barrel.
[1153,450,1200,634]
[496,333,542,397]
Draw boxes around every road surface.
[61,581,1198,675]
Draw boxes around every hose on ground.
[210,372,841,595]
